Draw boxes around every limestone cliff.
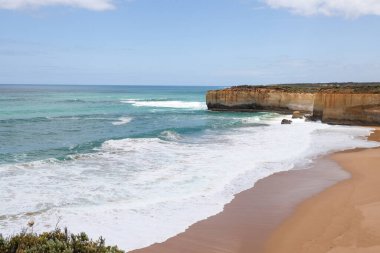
[313,92,380,125]
[206,87,315,112]
[206,83,380,126]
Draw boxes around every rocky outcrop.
[207,84,380,126]
[292,111,304,119]
[281,119,292,125]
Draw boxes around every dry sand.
[264,128,380,253]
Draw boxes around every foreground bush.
[0,228,124,253]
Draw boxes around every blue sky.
[1,0,380,85]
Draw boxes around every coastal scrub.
[0,228,124,253]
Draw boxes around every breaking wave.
[0,118,378,251]
[112,117,132,126]
[121,99,207,110]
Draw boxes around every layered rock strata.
[206,84,380,125]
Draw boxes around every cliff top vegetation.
[226,83,380,94]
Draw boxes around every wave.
[0,116,82,124]
[121,99,207,110]
[0,115,117,124]
[61,99,87,103]
[0,98,28,102]
[112,117,132,126]
[158,130,183,141]
[0,120,379,251]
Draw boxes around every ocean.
[0,85,378,251]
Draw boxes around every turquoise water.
[0,85,256,165]
[1,85,378,251]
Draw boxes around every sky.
[0,0,380,86]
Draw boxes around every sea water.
[0,85,379,251]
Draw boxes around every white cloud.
[0,0,115,11]
[264,0,380,17]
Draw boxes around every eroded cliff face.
[313,93,380,125]
[206,88,315,112]
[207,85,380,126]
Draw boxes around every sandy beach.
[132,128,380,253]
[264,129,380,253]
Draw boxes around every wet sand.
[132,129,380,253]
[131,160,349,253]
[264,129,380,253]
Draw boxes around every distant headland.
[206,82,380,126]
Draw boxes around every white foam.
[112,117,132,126]
[158,130,183,141]
[121,99,207,110]
[0,120,378,251]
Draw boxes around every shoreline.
[131,128,380,253]
[264,129,380,253]
[131,156,351,252]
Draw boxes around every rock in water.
[292,111,304,119]
[281,119,292,124]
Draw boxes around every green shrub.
[0,228,124,253]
